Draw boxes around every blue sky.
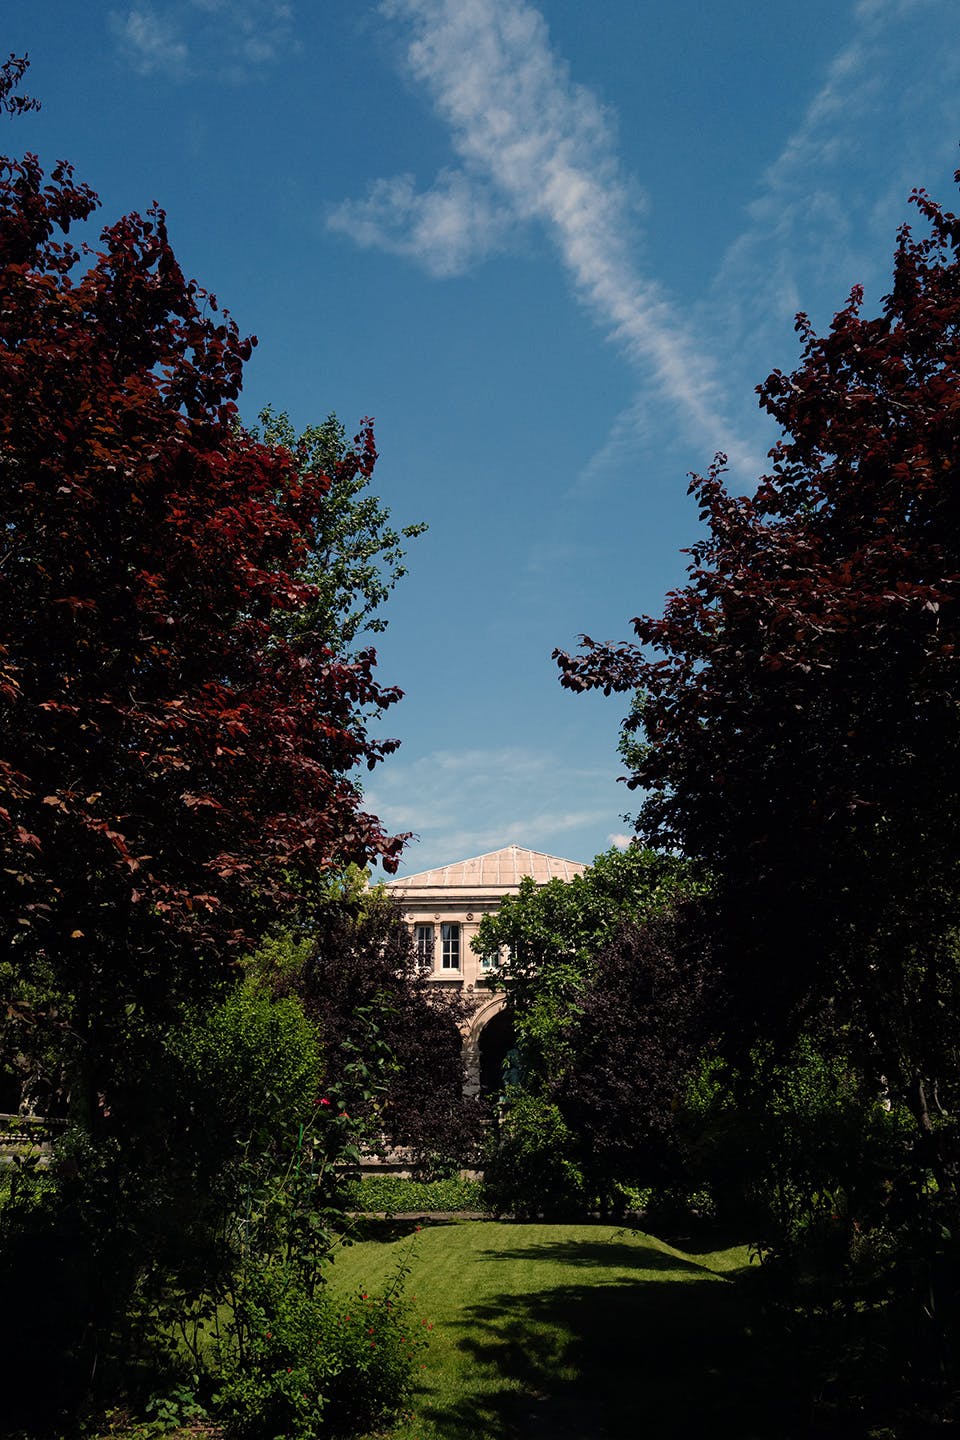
[6,0,960,873]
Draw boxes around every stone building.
[384,844,588,1096]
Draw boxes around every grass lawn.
[329,1220,789,1440]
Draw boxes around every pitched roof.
[384,844,588,890]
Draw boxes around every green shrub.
[610,1182,653,1215]
[213,1261,422,1440]
[345,1175,482,1215]
[481,1092,587,1219]
[171,987,324,1163]
[679,1038,912,1254]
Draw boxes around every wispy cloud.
[328,170,511,278]
[110,0,296,80]
[356,0,960,872]
[329,0,761,477]
[566,396,655,501]
[366,744,618,874]
[711,0,960,375]
[575,0,960,496]
[110,5,190,78]
[334,0,960,494]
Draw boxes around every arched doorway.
[477,1004,515,1098]
[464,993,513,1098]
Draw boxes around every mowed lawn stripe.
[329,1220,780,1440]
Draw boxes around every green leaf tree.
[253,406,426,655]
[474,844,707,1084]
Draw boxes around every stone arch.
[463,992,515,1099]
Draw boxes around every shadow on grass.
[420,1235,797,1440]
[473,1236,720,1279]
[348,1216,460,1243]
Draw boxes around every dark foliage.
[474,845,706,1095]
[0,54,39,116]
[559,907,713,1195]
[481,1091,587,1220]
[0,147,407,1111]
[475,850,710,1217]
[555,174,960,1135]
[277,889,486,1173]
[0,121,411,1431]
[555,170,960,1423]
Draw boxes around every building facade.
[384,844,588,1095]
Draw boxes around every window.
[440,921,461,970]
[413,924,434,972]
[481,944,499,971]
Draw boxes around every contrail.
[331,0,762,476]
